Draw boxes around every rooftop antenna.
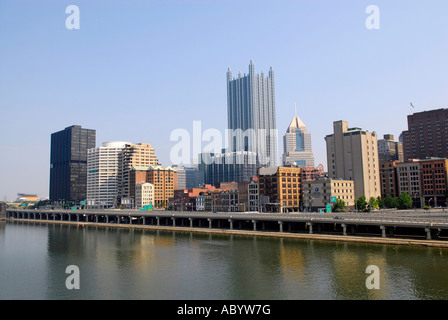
[294,102,297,116]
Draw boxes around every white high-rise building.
[87,141,130,208]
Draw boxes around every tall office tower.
[226,60,278,167]
[118,143,159,201]
[402,108,448,161]
[87,141,129,208]
[50,125,96,202]
[325,120,380,200]
[377,134,403,163]
[282,109,314,167]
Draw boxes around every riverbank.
[7,217,448,248]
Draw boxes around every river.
[1,221,448,300]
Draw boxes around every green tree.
[333,199,346,212]
[377,196,384,209]
[384,194,398,208]
[356,196,368,212]
[369,197,379,210]
[398,192,413,209]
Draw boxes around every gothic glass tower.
[226,60,277,167]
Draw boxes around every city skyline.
[1,1,448,201]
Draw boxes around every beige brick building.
[119,143,159,200]
[303,179,354,211]
[325,120,380,200]
[258,166,302,213]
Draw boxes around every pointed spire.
[249,60,255,75]
[287,104,306,133]
[227,68,233,82]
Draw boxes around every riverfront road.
[6,208,448,246]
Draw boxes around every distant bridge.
[6,208,448,246]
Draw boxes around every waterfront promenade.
[6,208,448,247]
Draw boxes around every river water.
[1,221,448,300]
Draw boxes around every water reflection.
[2,222,448,299]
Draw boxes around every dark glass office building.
[50,125,96,202]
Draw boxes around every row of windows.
[282,189,300,194]
[280,172,300,177]
[282,178,300,182]
[282,195,299,200]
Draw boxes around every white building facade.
[135,182,154,208]
[87,141,130,208]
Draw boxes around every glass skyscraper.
[50,125,96,202]
[200,61,278,185]
[226,60,278,167]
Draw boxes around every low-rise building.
[258,166,302,213]
[238,177,259,212]
[397,159,421,206]
[379,161,399,198]
[135,182,154,209]
[220,189,239,212]
[196,194,205,211]
[129,165,178,208]
[203,191,222,212]
[303,179,354,212]
[419,157,448,207]
[170,184,228,211]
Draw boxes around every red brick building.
[129,165,177,208]
[419,158,448,207]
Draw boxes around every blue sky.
[1,0,448,201]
